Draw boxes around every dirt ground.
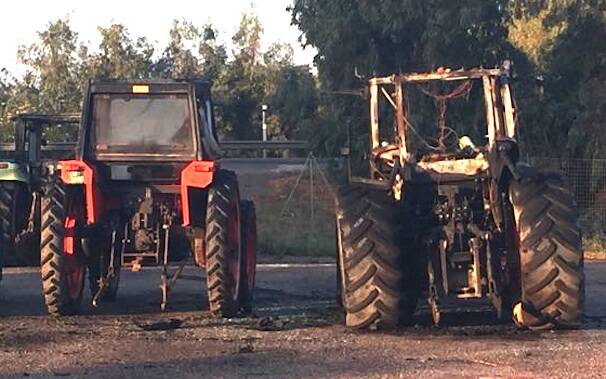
[1,262,605,379]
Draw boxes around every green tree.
[0,13,321,148]
[290,1,512,157]
[214,11,266,140]
[262,43,318,141]
[291,0,509,88]
[155,20,201,79]
[198,25,228,81]
[86,24,154,80]
[0,69,16,141]
[507,0,606,158]
[16,18,82,113]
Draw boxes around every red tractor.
[40,80,257,317]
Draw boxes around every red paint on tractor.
[64,217,76,255]
[180,160,216,226]
[64,200,85,300]
[59,160,99,224]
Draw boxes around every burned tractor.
[336,63,584,330]
[41,80,257,317]
[0,114,79,280]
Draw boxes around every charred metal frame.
[368,66,517,181]
[364,63,521,325]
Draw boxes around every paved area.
[0,262,605,378]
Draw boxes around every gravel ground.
[0,262,605,379]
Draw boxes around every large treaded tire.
[336,184,410,330]
[0,182,37,267]
[0,182,30,266]
[0,182,15,253]
[239,200,257,315]
[0,221,4,281]
[0,183,13,281]
[205,170,243,318]
[40,178,85,316]
[509,168,584,330]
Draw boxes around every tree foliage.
[0,12,318,144]
[291,0,509,88]
[1,3,604,160]
[16,19,82,114]
[508,0,606,157]
[291,0,606,158]
[88,24,155,80]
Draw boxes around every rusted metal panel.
[501,83,516,138]
[394,83,408,160]
[380,87,397,109]
[369,68,504,85]
[482,76,496,147]
[490,77,504,139]
[369,83,380,149]
[417,155,489,176]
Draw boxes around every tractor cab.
[66,80,222,188]
[78,80,221,163]
[1,113,79,190]
[0,113,79,273]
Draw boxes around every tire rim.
[245,212,256,290]
[227,196,241,302]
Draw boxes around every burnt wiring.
[401,110,460,154]
[417,80,473,151]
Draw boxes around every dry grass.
[584,235,606,260]
[238,171,337,258]
[237,170,606,261]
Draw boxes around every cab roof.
[88,79,212,99]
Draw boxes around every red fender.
[180,161,216,226]
[59,160,100,225]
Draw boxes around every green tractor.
[0,113,79,280]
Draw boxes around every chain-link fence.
[530,157,606,255]
[241,156,606,259]
[234,155,341,260]
[3,154,603,263]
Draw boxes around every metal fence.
[530,158,606,251]
[233,155,340,259]
[248,156,606,258]
[3,154,604,264]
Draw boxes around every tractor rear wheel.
[0,182,12,281]
[0,181,29,266]
[205,170,244,318]
[239,200,257,315]
[0,221,4,282]
[509,168,584,330]
[336,184,412,330]
[40,177,86,316]
[0,182,16,257]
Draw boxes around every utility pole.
[262,104,268,158]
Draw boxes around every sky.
[0,0,316,76]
